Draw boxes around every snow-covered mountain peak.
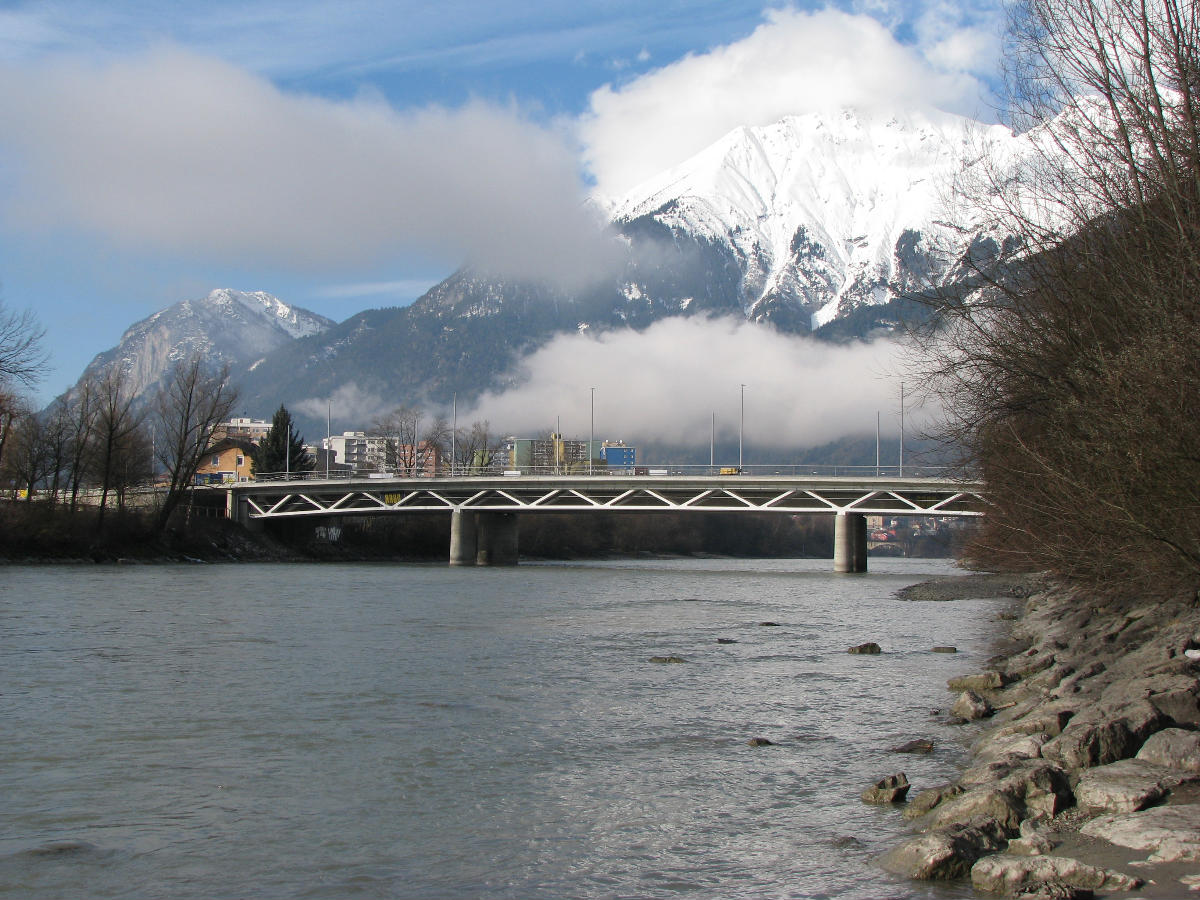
[610,107,1019,328]
[202,288,330,339]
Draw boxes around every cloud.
[579,7,997,198]
[467,316,932,449]
[294,381,389,428]
[0,46,620,287]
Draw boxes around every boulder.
[952,690,994,721]
[747,737,775,747]
[954,760,1073,821]
[1007,833,1058,855]
[862,773,910,803]
[1014,883,1093,899]
[904,784,964,820]
[949,671,1010,692]
[924,788,1024,834]
[974,731,1050,766]
[848,642,882,654]
[891,738,935,754]
[1136,727,1200,772]
[1040,703,1165,769]
[970,855,1143,895]
[931,646,958,653]
[879,818,1009,880]
[1080,803,1200,862]
[1073,758,1191,813]
[1101,673,1200,726]
[649,655,686,664]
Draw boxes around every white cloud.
[294,381,389,428]
[0,46,621,287]
[579,7,996,198]
[467,316,931,449]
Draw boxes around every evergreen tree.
[252,405,313,477]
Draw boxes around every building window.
[236,455,244,466]
[212,454,220,466]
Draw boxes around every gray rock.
[1072,758,1190,813]
[879,818,1009,880]
[848,642,882,654]
[924,787,1024,834]
[1101,673,1200,726]
[952,690,994,720]
[949,671,1010,692]
[862,773,910,803]
[974,731,1050,766]
[970,855,1143,895]
[1080,803,1200,862]
[747,737,774,747]
[1007,833,1058,855]
[904,784,964,820]
[891,738,935,754]
[1014,882,1092,899]
[1040,699,1168,769]
[1136,727,1200,772]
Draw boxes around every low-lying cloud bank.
[466,317,931,450]
[0,46,620,287]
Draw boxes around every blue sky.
[0,0,1005,404]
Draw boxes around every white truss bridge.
[224,473,985,520]
[220,474,984,572]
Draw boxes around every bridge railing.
[239,463,966,484]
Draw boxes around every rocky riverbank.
[878,576,1200,898]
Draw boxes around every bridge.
[220,472,985,572]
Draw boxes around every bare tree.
[92,365,144,527]
[915,0,1200,596]
[152,355,238,528]
[0,299,46,391]
[453,419,500,473]
[4,411,49,502]
[63,379,100,512]
[371,406,448,475]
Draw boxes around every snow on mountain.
[76,289,334,402]
[609,107,1019,329]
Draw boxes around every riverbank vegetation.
[916,0,1200,598]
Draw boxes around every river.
[0,558,1005,899]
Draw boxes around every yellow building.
[195,439,256,484]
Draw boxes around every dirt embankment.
[879,576,1200,898]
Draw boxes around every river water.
[0,558,1007,899]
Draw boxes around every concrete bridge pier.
[834,512,868,573]
[450,509,519,566]
[475,512,519,566]
[449,509,477,566]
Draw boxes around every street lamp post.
[739,383,746,472]
[451,392,457,476]
[710,411,715,473]
[589,387,595,476]
[899,382,905,478]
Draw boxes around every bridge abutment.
[833,512,868,573]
